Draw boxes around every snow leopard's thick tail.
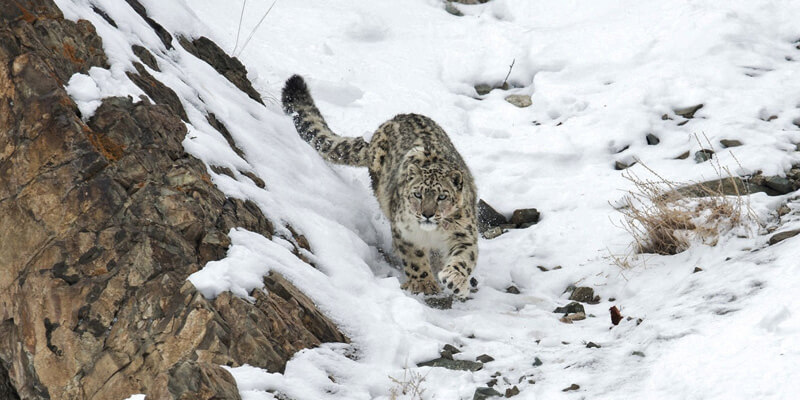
[282,75,370,167]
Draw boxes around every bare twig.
[235,0,279,57]
[502,58,515,87]
[232,0,247,54]
[389,366,428,400]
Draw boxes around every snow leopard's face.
[405,165,464,231]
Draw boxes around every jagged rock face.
[0,1,346,399]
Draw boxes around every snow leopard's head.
[405,163,464,231]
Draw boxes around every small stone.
[646,133,660,145]
[768,229,800,245]
[443,344,461,354]
[444,2,463,16]
[505,386,520,397]
[693,267,703,273]
[614,144,630,154]
[505,94,532,108]
[694,149,714,163]
[476,354,495,363]
[674,104,703,119]
[719,139,743,148]
[473,387,503,400]
[764,176,794,194]
[586,342,601,349]
[552,265,562,270]
[537,266,549,272]
[614,160,634,170]
[505,285,521,294]
[510,208,540,227]
[483,226,504,240]
[478,199,508,233]
[559,312,586,323]
[417,357,483,371]
[425,295,453,309]
[553,302,585,315]
[532,357,543,367]
[568,287,597,303]
[675,150,690,159]
[778,205,791,216]
[475,84,493,96]
[440,350,454,360]
[631,351,646,357]
[487,378,497,387]
[562,384,580,392]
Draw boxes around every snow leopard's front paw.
[402,277,441,295]
[438,266,470,298]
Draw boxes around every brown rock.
[768,229,800,245]
[674,104,703,119]
[509,208,540,228]
[562,384,580,392]
[127,61,189,121]
[132,44,159,71]
[676,176,780,197]
[0,3,344,399]
[505,94,532,108]
[483,226,504,239]
[206,112,247,159]
[719,139,742,148]
[125,0,173,49]
[505,385,520,397]
[179,36,264,105]
[569,286,599,304]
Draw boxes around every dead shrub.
[616,162,751,257]
[389,367,427,400]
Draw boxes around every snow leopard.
[281,75,478,298]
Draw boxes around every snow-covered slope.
[59,0,800,398]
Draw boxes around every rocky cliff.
[0,1,345,398]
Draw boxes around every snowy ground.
[58,0,800,398]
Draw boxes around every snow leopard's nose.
[422,210,435,219]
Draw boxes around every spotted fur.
[282,75,478,298]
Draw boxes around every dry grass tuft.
[389,367,427,400]
[615,155,755,259]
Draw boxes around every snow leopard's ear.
[449,170,463,191]
[407,163,422,180]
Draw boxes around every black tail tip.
[281,74,309,114]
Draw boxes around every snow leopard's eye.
[437,194,447,201]
[413,192,422,199]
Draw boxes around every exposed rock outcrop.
[0,1,345,398]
